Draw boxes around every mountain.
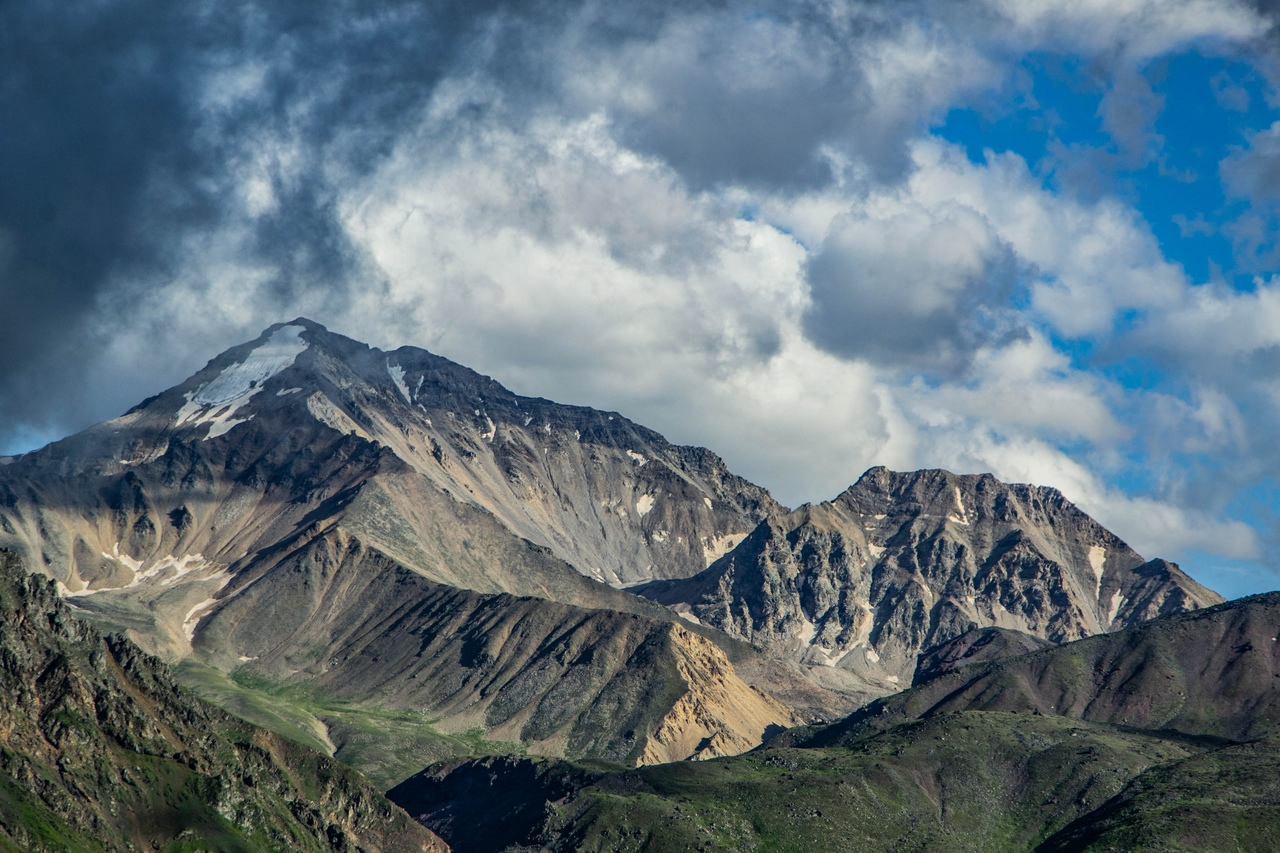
[636,466,1220,694]
[0,320,815,770]
[402,591,1280,852]
[0,549,446,852]
[0,320,1220,775]
[0,319,775,597]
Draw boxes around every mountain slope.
[403,592,1280,852]
[637,466,1220,693]
[194,528,800,766]
[801,589,1280,748]
[0,549,446,853]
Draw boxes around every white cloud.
[982,0,1265,59]
[804,195,1018,369]
[921,334,1126,443]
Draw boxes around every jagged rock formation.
[0,550,446,852]
[636,466,1221,694]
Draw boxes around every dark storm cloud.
[0,0,953,451]
[577,0,963,191]
[0,0,513,444]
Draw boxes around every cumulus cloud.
[804,199,1020,371]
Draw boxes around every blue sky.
[928,44,1280,596]
[3,0,1280,598]
[938,50,1272,286]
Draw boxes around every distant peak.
[851,466,1002,490]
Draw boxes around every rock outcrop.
[637,467,1221,693]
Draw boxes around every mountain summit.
[0,320,807,767]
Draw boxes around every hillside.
[0,549,445,852]
[402,590,1280,852]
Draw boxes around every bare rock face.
[193,529,799,766]
[637,467,1222,695]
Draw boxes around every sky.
[4,0,1280,598]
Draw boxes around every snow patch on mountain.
[194,325,308,406]
[66,548,212,597]
[388,361,412,404]
[1089,545,1107,600]
[182,570,235,642]
[796,616,817,645]
[175,325,309,439]
[1107,591,1125,628]
[703,532,746,566]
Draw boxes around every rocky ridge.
[637,466,1220,694]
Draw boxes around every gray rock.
[636,466,1221,693]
